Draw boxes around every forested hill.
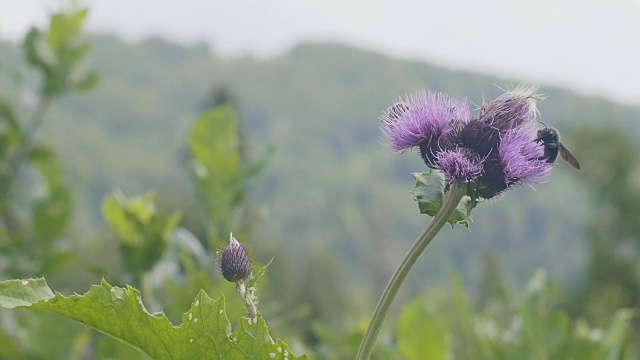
[4,34,639,300]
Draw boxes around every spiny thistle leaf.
[409,170,478,228]
[0,278,306,360]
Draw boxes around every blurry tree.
[202,85,238,111]
[571,126,640,312]
[567,126,640,350]
[0,8,102,359]
[0,9,98,278]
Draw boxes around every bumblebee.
[535,126,580,170]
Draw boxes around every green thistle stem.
[236,280,257,319]
[356,181,466,359]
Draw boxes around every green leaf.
[0,278,307,360]
[102,190,182,276]
[397,297,448,360]
[241,144,274,180]
[47,9,88,51]
[73,69,100,92]
[519,269,548,350]
[102,192,140,246]
[28,147,72,242]
[190,105,241,184]
[119,211,181,276]
[0,97,22,154]
[450,273,490,357]
[0,328,26,359]
[409,171,477,228]
[189,105,242,233]
[602,308,636,358]
[29,146,66,188]
[32,186,72,243]
[23,9,97,97]
[248,257,274,288]
[0,97,20,133]
[41,249,75,274]
[23,28,56,69]
[0,278,54,309]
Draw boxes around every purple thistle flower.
[451,119,501,157]
[499,127,552,185]
[381,90,470,166]
[218,233,252,282]
[381,85,555,200]
[475,125,551,199]
[475,156,508,199]
[437,150,483,184]
[478,85,543,132]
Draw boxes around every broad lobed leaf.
[0,278,306,360]
[410,170,478,228]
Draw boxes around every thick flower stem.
[356,182,467,360]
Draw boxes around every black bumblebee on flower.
[534,125,581,170]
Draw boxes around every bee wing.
[559,143,581,171]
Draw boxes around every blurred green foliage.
[393,271,637,360]
[189,105,270,244]
[0,5,638,359]
[0,8,98,279]
[102,190,182,285]
[0,8,106,359]
[23,10,99,96]
[566,126,640,352]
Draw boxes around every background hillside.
[12,33,637,294]
[2,28,639,357]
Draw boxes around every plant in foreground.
[218,232,257,319]
[0,233,300,359]
[357,86,555,359]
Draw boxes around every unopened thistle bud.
[219,233,252,282]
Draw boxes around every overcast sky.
[1,0,639,105]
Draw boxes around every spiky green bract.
[0,278,306,360]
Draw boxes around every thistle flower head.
[478,85,543,132]
[381,90,470,167]
[436,150,483,184]
[381,86,554,199]
[455,119,501,156]
[474,127,551,198]
[499,127,551,185]
[218,233,252,282]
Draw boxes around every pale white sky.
[1,0,639,105]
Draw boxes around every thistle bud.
[219,233,252,282]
